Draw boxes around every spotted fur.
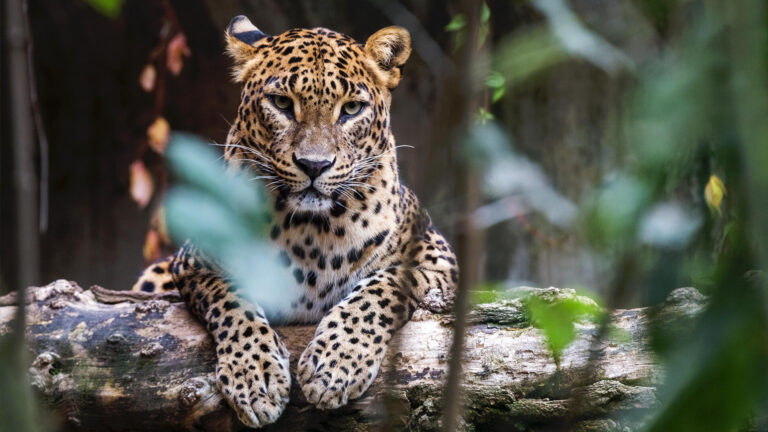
[132,16,458,428]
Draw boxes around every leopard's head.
[223,16,411,213]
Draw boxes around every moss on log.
[0,281,706,431]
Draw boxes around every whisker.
[210,142,271,162]
[345,182,376,191]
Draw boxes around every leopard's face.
[224,18,411,213]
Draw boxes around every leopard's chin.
[286,187,334,213]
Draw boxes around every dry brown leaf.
[147,116,170,154]
[139,64,156,92]
[167,33,191,76]
[142,228,162,262]
[150,206,171,245]
[129,160,154,208]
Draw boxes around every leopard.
[132,15,458,428]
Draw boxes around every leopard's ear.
[363,26,411,90]
[225,15,267,82]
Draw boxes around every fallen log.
[0,280,707,431]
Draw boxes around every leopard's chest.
[262,207,395,322]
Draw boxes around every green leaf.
[163,133,290,305]
[166,133,268,229]
[486,71,505,88]
[474,107,495,125]
[470,282,509,304]
[445,14,467,32]
[493,27,570,87]
[492,86,506,103]
[165,187,253,251]
[471,291,501,305]
[477,23,490,48]
[586,175,651,248]
[527,296,601,365]
[481,2,491,24]
[82,0,124,18]
[486,71,507,102]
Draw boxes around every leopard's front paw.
[215,329,291,428]
[297,313,388,409]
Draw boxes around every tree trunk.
[0,280,706,431]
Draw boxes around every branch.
[0,281,706,431]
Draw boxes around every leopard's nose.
[293,154,335,180]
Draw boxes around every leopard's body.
[132,16,458,428]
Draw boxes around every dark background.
[1,0,647,293]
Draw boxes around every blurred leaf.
[480,2,490,24]
[645,284,768,432]
[129,160,153,208]
[606,324,632,344]
[486,70,504,87]
[586,175,651,248]
[0,335,44,432]
[627,18,720,181]
[165,187,254,248]
[493,27,569,87]
[82,0,123,18]
[166,133,266,222]
[471,290,501,305]
[474,107,494,125]
[704,175,725,215]
[466,122,577,228]
[464,121,512,165]
[470,282,509,304]
[147,117,170,154]
[477,2,491,48]
[531,0,633,73]
[164,134,296,320]
[167,33,191,76]
[139,64,156,92]
[491,86,505,103]
[527,295,601,365]
[487,72,506,102]
[639,201,701,249]
[445,14,466,32]
[477,24,489,49]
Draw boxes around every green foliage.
[444,2,491,51]
[585,175,651,249]
[163,134,290,311]
[473,107,494,125]
[0,335,46,432]
[165,133,270,244]
[526,295,602,366]
[469,282,513,305]
[444,14,466,32]
[485,71,506,103]
[591,1,768,430]
[493,28,569,87]
[82,0,124,18]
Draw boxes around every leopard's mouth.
[286,186,334,212]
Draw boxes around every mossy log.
[0,280,707,431]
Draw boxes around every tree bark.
[0,281,706,431]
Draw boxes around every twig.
[442,1,484,431]
[3,0,41,429]
[20,0,50,233]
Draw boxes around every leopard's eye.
[342,101,363,117]
[270,95,293,111]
